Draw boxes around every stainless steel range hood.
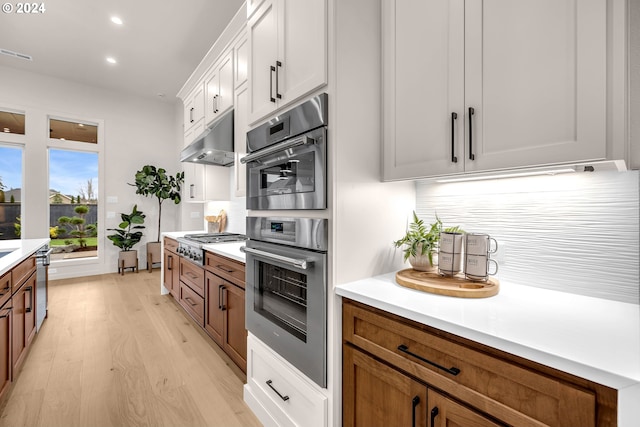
[181,109,235,166]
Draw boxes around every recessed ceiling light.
[106,57,117,64]
[110,16,123,25]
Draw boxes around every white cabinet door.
[249,0,279,122]
[205,51,234,127]
[233,32,249,88]
[184,83,205,145]
[383,0,609,180]
[278,0,326,108]
[248,0,327,124]
[382,0,465,181]
[464,0,607,173]
[182,163,230,202]
[234,83,249,197]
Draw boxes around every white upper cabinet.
[233,32,248,88]
[205,50,234,126]
[183,83,205,147]
[246,0,265,20]
[248,0,327,124]
[183,162,231,203]
[383,0,612,180]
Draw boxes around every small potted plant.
[393,211,462,271]
[107,205,145,275]
[130,165,184,271]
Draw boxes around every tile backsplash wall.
[416,170,639,304]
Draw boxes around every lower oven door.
[244,239,327,387]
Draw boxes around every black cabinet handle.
[275,60,282,99]
[168,255,173,271]
[270,65,276,103]
[430,406,439,426]
[266,379,289,401]
[468,107,475,160]
[397,344,460,376]
[451,112,458,163]
[412,396,420,427]
[25,286,33,313]
[216,264,234,274]
[218,285,226,311]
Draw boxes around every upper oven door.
[245,126,326,210]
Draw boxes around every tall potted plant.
[107,205,145,275]
[130,165,184,271]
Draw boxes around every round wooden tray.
[395,268,499,298]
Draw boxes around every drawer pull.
[216,264,234,274]
[397,344,461,376]
[0,308,12,319]
[430,406,439,426]
[412,396,420,427]
[266,379,289,401]
[184,296,198,307]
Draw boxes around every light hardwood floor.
[0,271,262,427]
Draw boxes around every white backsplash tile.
[416,170,639,304]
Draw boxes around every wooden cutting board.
[395,268,499,298]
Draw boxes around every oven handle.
[240,135,313,164]
[240,246,310,270]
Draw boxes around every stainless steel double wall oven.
[242,94,329,388]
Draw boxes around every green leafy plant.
[130,165,184,243]
[393,211,463,265]
[107,205,146,251]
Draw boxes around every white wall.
[0,65,181,279]
[631,0,640,169]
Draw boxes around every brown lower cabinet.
[163,238,179,298]
[165,242,247,373]
[12,268,36,375]
[343,299,617,427]
[0,298,11,400]
[204,271,246,371]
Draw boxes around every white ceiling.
[0,0,244,102]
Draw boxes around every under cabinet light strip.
[435,168,576,183]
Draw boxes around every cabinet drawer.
[343,300,596,427]
[179,258,204,297]
[12,256,35,294]
[179,281,204,326]
[205,252,245,289]
[0,272,10,309]
[164,237,178,253]
[247,335,326,427]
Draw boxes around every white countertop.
[336,272,640,390]
[0,238,50,276]
[203,241,246,263]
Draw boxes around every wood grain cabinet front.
[179,258,205,297]
[163,238,179,298]
[204,255,247,372]
[12,271,36,375]
[343,299,615,427]
[0,299,11,401]
[179,281,205,327]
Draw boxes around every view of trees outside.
[0,145,22,240]
[49,148,99,260]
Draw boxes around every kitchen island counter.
[0,238,50,277]
[336,272,640,426]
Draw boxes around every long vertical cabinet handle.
[189,107,194,123]
[270,65,276,103]
[168,255,173,271]
[219,285,226,311]
[468,107,475,160]
[451,112,458,163]
[189,184,195,199]
[275,61,282,99]
[411,396,420,427]
[25,286,33,313]
[430,406,439,427]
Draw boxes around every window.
[49,148,99,260]
[0,110,25,135]
[49,118,97,144]
[0,144,23,240]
